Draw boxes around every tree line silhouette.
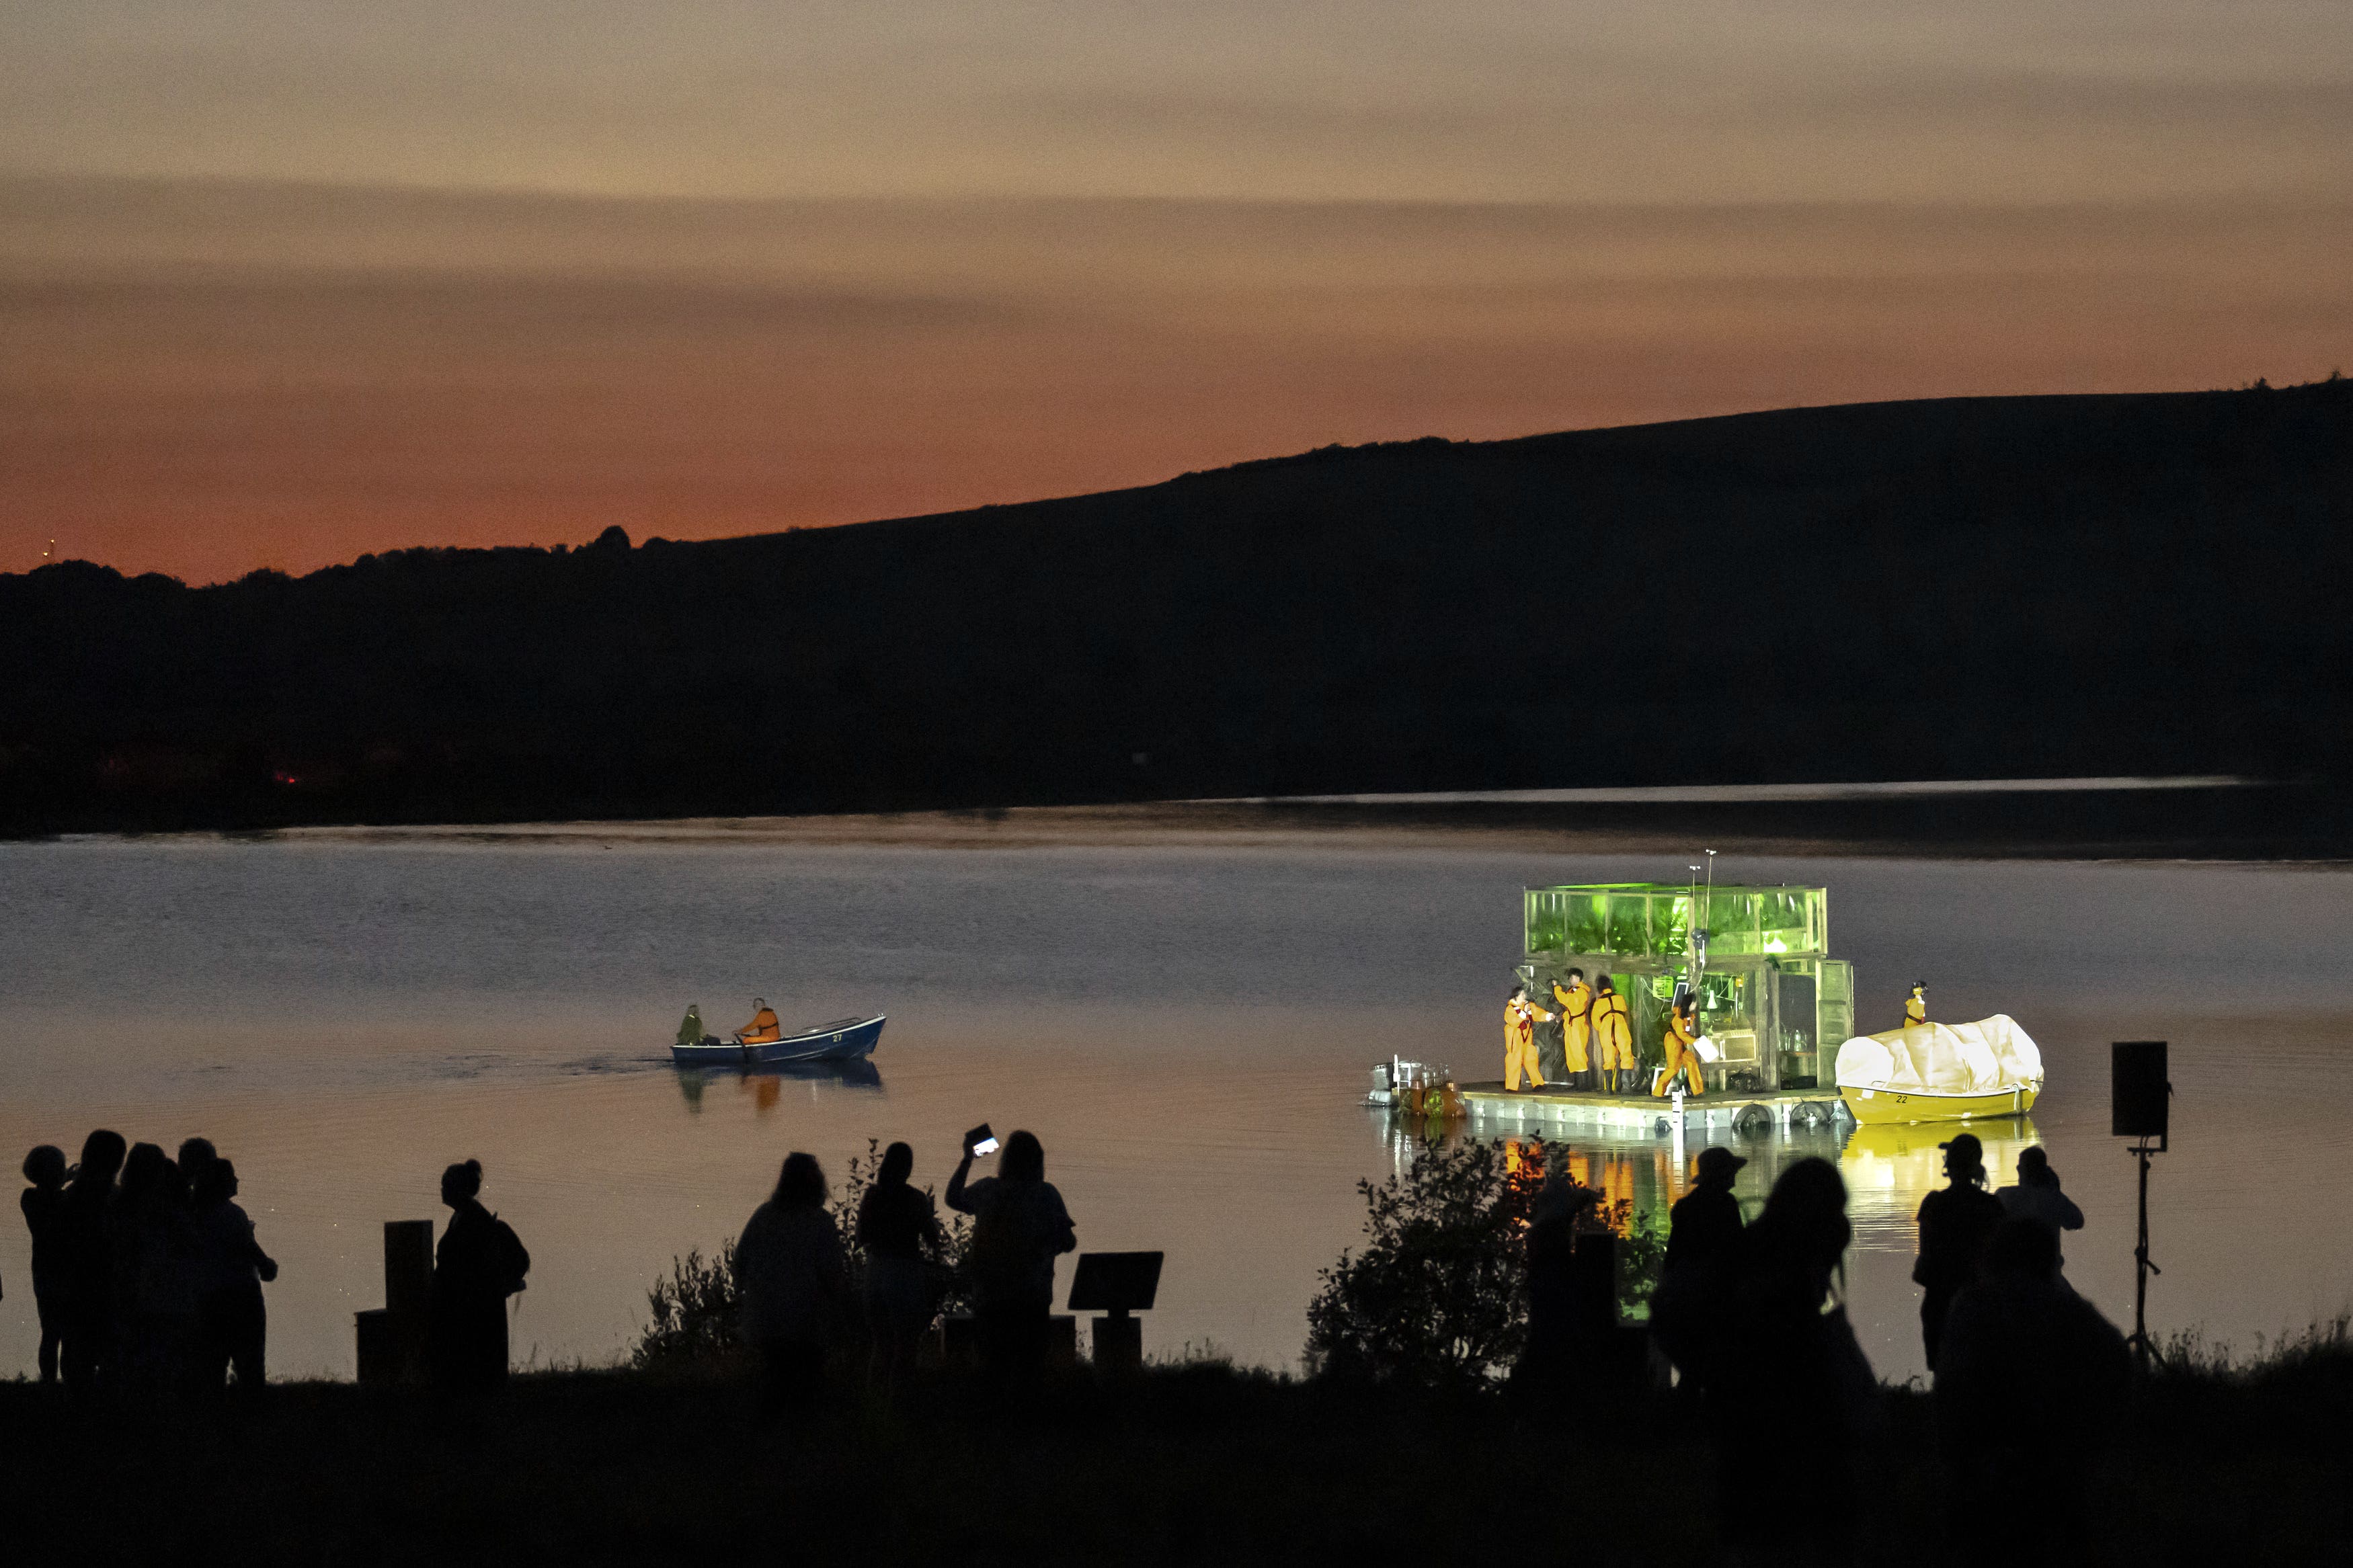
[3,382,2348,835]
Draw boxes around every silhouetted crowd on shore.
[15,1132,276,1396]
[11,1130,532,1399]
[735,1130,1076,1408]
[1543,1134,2127,1565]
[15,1115,2132,1562]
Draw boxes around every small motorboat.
[671,1014,886,1068]
[1835,1014,2042,1125]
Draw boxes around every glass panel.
[1819,960,1854,1050]
[1702,890,1759,954]
[1606,895,1649,956]
[1756,889,1825,956]
[1776,969,1819,1087]
[1564,893,1610,954]
[1525,891,1567,956]
[1648,892,1691,959]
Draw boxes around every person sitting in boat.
[739,998,783,1044]
[676,1004,707,1050]
[1904,982,1929,1029]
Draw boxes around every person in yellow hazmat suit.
[1591,977,1635,1094]
[1905,982,1929,1029]
[1552,968,1595,1089]
[739,997,783,1044]
[1654,995,1706,1098]
[1504,983,1556,1091]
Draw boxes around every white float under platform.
[1455,1081,1851,1137]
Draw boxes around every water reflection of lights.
[1375,1110,2050,1264]
[1839,1120,2046,1214]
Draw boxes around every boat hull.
[1839,1082,2038,1125]
[671,1014,885,1067]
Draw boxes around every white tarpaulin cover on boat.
[1833,1016,2044,1095]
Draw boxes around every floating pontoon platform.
[1456,1082,1851,1137]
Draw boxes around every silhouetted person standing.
[1665,1147,1746,1278]
[1652,1146,1747,1391]
[856,1141,940,1386]
[1714,1157,1877,1565]
[21,1145,69,1383]
[58,1129,126,1391]
[1996,1147,2085,1283]
[1915,1132,2007,1371]
[1512,1154,1603,1405]
[947,1129,1076,1380]
[1935,1217,2130,1563]
[430,1159,530,1393]
[737,1151,849,1411]
[191,1157,276,1391]
[114,1141,199,1395]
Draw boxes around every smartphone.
[965,1123,999,1159]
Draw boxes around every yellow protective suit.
[1654,1009,1706,1097]
[742,1003,783,1043]
[1504,997,1555,1090]
[1905,988,1929,1028]
[1591,991,1634,1073]
[1552,981,1593,1073]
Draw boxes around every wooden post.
[357,1219,435,1385]
[1092,1314,1144,1373]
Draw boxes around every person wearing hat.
[1665,1146,1747,1278]
[1650,1146,1749,1389]
[1913,1130,2006,1370]
[1903,982,1929,1030]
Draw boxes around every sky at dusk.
[3,1,2350,582]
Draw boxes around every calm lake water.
[3,824,2348,1383]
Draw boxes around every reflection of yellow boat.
[1840,1083,2038,1125]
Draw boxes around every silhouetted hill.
[5,382,2350,834]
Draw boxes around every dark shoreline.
[12,782,2348,863]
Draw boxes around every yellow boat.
[1839,1081,2039,1125]
[1834,1015,2043,1126]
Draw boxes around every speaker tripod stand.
[2125,1132,2166,1372]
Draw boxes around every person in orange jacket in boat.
[740,998,783,1044]
[1504,983,1556,1091]
[1654,995,1706,1098]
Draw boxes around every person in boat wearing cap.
[1653,995,1706,1098]
[739,997,783,1045]
[676,1004,707,1050]
[1913,1130,2006,1370]
[1904,981,1929,1029]
[1503,983,1556,1091]
[1550,968,1595,1090]
[1591,977,1636,1095]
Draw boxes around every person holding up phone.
[946,1126,1075,1380]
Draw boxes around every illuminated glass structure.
[1520,883,1853,1092]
